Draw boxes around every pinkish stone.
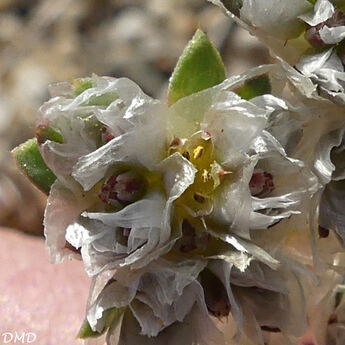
[0,228,90,345]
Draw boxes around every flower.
[210,0,345,105]
[30,63,322,344]
[208,0,313,64]
[10,6,345,344]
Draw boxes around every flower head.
[30,60,321,345]
[12,29,334,345]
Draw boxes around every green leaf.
[168,29,226,105]
[72,78,93,96]
[72,77,118,106]
[82,91,119,106]
[77,307,125,339]
[77,319,100,339]
[36,124,63,145]
[234,74,271,100]
[12,138,57,195]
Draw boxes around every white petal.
[296,48,335,77]
[299,0,334,26]
[157,153,197,244]
[208,260,244,339]
[210,156,256,239]
[44,180,93,263]
[319,25,345,45]
[84,198,164,229]
[203,91,268,158]
[315,128,345,183]
[240,0,312,40]
[208,229,280,270]
[87,270,142,331]
[72,133,136,191]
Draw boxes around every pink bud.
[305,10,345,48]
[101,125,115,143]
[99,170,146,206]
[249,169,275,197]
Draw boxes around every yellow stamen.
[193,146,205,160]
[202,169,210,182]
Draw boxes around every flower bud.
[249,169,275,197]
[99,170,147,206]
[178,219,211,253]
[305,10,345,48]
[101,125,115,144]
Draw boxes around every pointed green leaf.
[72,78,93,96]
[168,29,226,105]
[234,74,271,100]
[12,138,57,195]
[77,307,125,339]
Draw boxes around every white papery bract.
[208,0,313,65]
[209,0,345,107]
[37,67,323,345]
[209,0,345,266]
[206,2,345,344]
[316,127,345,243]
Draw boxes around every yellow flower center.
[169,135,227,216]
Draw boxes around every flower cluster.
[209,1,345,344]
[12,1,345,345]
[36,65,320,344]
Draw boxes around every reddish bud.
[249,170,275,197]
[101,125,115,144]
[99,170,146,206]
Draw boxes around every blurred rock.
[0,228,90,344]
